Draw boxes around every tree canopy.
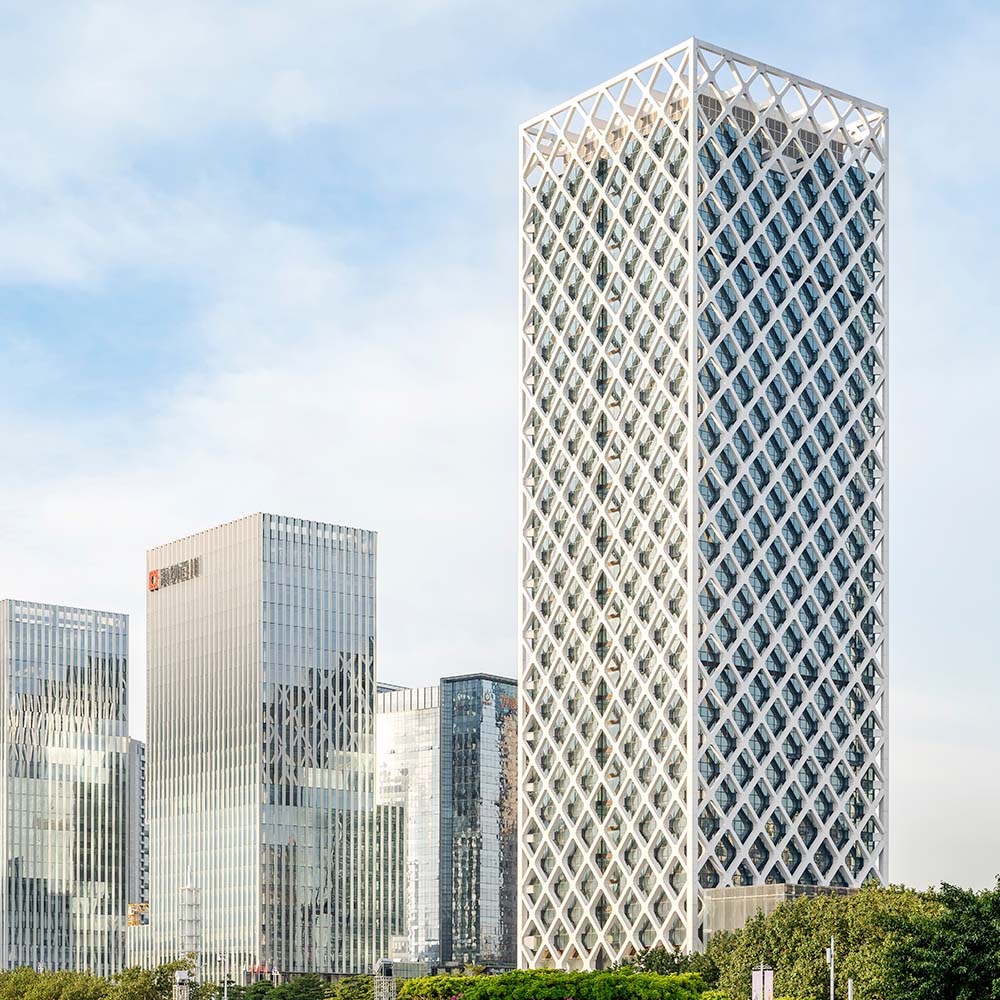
[4,883,1000,1000]
[396,968,707,999]
[622,880,1000,1000]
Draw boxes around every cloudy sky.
[0,0,997,892]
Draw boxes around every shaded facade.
[519,39,888,964]
[147,513,377,980]
[440,676,518,970]
[125,739,150,969]
[376,675,517,971]
[127,739,148,907]
[0,600,130,976]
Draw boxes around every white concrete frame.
[518,38,887,967]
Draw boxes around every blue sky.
[0,0,997,892]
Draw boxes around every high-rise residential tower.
[146,514,377,980]
[519,39,887,965]
[376,675,518,971]
[0,600,130,976]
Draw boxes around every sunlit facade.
[147,513,377,980]
[376,675,518,971]
[0,600,130,976]
[519,39,888,965]
[376,685,441,966]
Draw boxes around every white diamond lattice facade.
[518,39,887,966]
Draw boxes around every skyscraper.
[519,39,887,965]
[376,685,441,967]
[439,675,518,970]
[376,675,518,971]
[0,600,130,976]
[146,513,377,980]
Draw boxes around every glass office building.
[440,675,518,970]
[519,39,888,964]
[146,513,377,980]
[376,685,441,965]
[376,675,517,971]
[0,600,130,976]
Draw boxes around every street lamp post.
[825,937,835,1000]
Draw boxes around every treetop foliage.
[624,880,1000,1000]
[396,968,707,1000]
[3,882,999,1000]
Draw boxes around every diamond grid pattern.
[519,39,887,968]
[690,44,887,902]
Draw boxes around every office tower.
[146,514,377,980]
[519,38,887,966]
[439,675,518,970]
[376,675,518,971]
[376,685,441,966]
[0,600,130,976]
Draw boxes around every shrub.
[397,968,708,999]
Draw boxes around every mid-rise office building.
[377,675,518,971]
[146,513,377,980]
[519,39,887,964]
[0,600,130,976]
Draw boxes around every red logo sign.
[148,557,201,594]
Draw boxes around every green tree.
[107,960,198,1000]
[884,880,1000,1000]
[273,975,326,1000]
[627,931,733,987]
[243,981,276,1000]
[397,968,707,999]
[714,885,938,1000]
[324,976,373,1000]
[629,945,693,975]
[0,968,110,1000]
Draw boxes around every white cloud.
[0,219,517,742]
